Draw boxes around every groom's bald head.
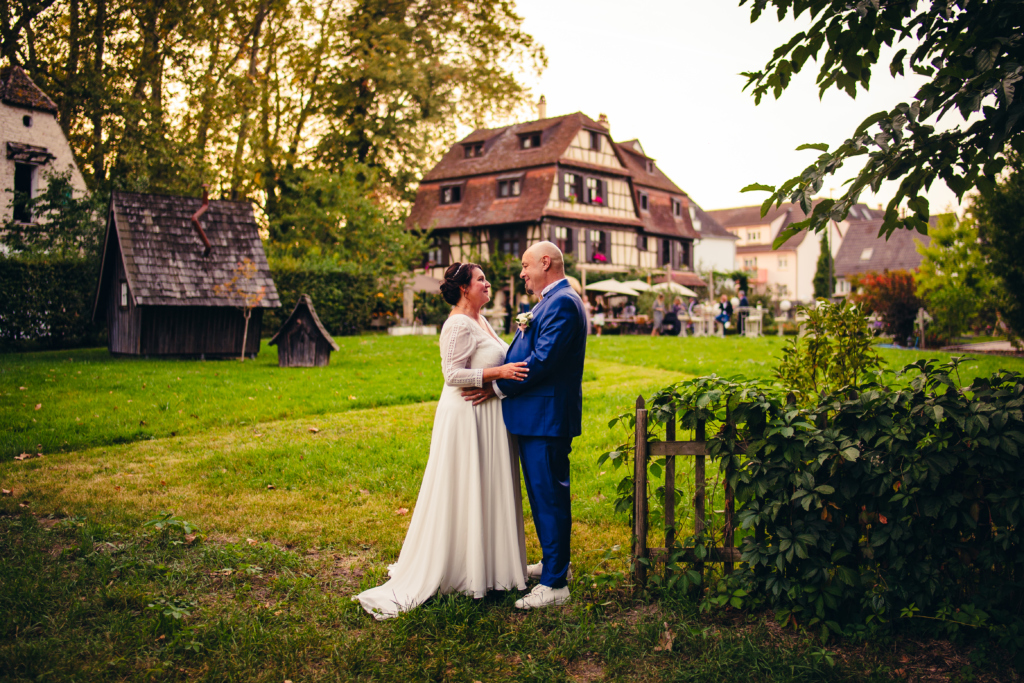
[520,241,565,295]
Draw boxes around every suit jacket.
[496,279,587,437]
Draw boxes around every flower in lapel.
[515,311,534,332]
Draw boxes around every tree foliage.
[10,0,544,255]
[915,212,997,343]
[974,151,1024,344]
[811,234,832,299]
[850,269,922,345]
[740,0,1024,246]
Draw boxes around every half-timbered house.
[406,108,701,290]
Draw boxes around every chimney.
[597,113,609,131]
[537,95,547,120]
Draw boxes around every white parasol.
[651,281,698,297]
[585,280,642,297]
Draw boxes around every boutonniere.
[515,311,533,332]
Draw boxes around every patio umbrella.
[621,279,652,292]
[651,281,698,297]
[585,280,642,297]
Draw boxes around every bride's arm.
[440,319,483,387]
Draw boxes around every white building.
[690,202,737,274]
[0,65,88,225]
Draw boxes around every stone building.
[406,104,703,301]
[0,65,88,226]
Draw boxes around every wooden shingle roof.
[269,294,338,350]
[0,65,57,114]
[95,191,280,311]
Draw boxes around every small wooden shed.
[92,191,281,358]
[268,294,339,367]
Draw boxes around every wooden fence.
[631,395,741,586]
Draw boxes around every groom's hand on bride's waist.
[461,384,496,405]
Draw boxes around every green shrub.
[630,361,1024,652]
[0,255,104,351]
[775,299,882,399]
[266,257,378,336]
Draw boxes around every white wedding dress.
[355,314,528,619]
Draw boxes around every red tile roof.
[423,112,612,183]
[613,142,684,194]
[0,65,57,114]
[410,112,699,239]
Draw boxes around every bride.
[355,262,530,619]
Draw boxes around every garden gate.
[631,395,741,586]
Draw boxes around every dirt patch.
[566,658,605,682]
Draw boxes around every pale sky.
[510,0,964,216]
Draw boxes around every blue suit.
[496,279,587,588]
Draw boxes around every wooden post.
[633,395,649,587]
[664,407,676,550]
[694,416,706,583]
[723,406,734,574]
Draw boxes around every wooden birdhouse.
[269,294,339,367]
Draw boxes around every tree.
[973,151,1024,344]
[850,270,922,345]
[740,0,1024,246]
[213,258,266,362]
[812,235,832,299]
[915,213,996,343]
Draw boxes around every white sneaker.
[526,562,572,581]
[515,583,570,610]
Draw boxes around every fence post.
[723,405,735,574]
[633,395,649,587]
[664,406,676,550]
[694,416,706,584]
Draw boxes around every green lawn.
[2,335,1019,681]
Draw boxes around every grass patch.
[5,512,1006,682]
[3,336,1023,680]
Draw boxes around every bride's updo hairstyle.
[440,262,481,306]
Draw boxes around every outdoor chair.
[744,308,764,338]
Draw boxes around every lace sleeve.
[439,318,483,387]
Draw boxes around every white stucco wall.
[694,236,735,273]
[0,103,88,223]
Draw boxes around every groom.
[463,241,587,609]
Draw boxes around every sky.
[508,0,964,215]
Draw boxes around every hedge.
[265,261,378,337]
[0,256,104,351]
[610,358,1024,652]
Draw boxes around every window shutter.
[603,231,611,263]
[568,227,576,254]
[600,180,608,206]
[558,171,566,202]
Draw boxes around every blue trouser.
[517,435,573,589]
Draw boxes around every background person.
[651,293,666,336]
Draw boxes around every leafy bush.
[851,270,923,345]
[775,299,881,399]
[266,256,378,336]
[916,213,996,344]
[0,255,105,351]
[627,361,1024,653]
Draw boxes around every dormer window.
[440,184,462,205]
[860,247,874,261]
[463,142,484,158]
[497,176,522,198]
[671,198,682,217]
[646,160,654,173]
[519,132,542,149]
[589,131,601,152]
[638,191,649,212]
